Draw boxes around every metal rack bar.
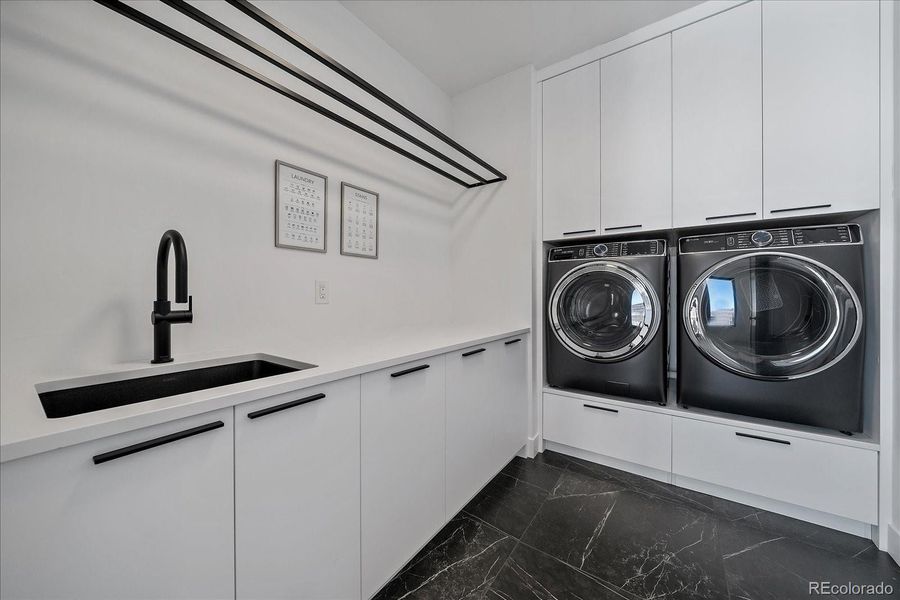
[94,0,506,188]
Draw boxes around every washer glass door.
[684,252,861,380]
[549,262,659,361]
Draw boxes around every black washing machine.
[677,224,865,432]
[545,239,668,404]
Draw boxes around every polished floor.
[373,450,900,600]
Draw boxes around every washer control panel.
[549,239,667,261]
[680,224,861,254]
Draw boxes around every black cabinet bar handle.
[391,364,430,378]
[584,404,618,414]
[735,432,790,445]
[93,421,224,465]
[247,392,326,420]
[562,229,595,236]
[504,338,522,345]
[770,204,831,214]
[605,224,642,231]
[706,211,756,221]
[462,348,486,357]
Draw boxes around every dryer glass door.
[549,262,660,361]
[684,252,861,380]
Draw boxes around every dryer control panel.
[679,224,861,254]
[549,239,667,261]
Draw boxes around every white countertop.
[1,327,530,463]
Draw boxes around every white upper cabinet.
[673,1,762,228]
[601,35,672,234]
[542,62,601,240]
[235,378,361,600]
[762,0,879,217]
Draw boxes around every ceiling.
[341,0,703,96]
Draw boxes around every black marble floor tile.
[463,473,548,538]
[501,456,563,492]
[374,514,517,600]
[521,470,729,600]
[718,518,900,600]
[487,543,635,600]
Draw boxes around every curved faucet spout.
[157,229,188,303]
[152,229,192,363]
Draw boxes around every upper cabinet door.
[673,2,762,228]
[601,35,672,234]
[542,62,601,241]
[763,0,879,217]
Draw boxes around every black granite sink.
[38,358,315,418]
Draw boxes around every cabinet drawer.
[672,418,877,523]
[543,393,671,472]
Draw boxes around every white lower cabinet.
[672,418,878,524]
[361,357,446,599]
[446,336,529,517]
[492,336,529,468]
[543,392,672,472]
[446,343,499,517]
[0,409,234,600]
[235,377,361,600]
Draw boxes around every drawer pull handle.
[93,421,224,465]
[770,204,831,214]
[562,229,596,236]
[706,211,756,221]
[504,338,522,345]
[462,348,486,357]
[735,432,790,445]
[584,404,618,414]
[604,224,642,231]
[248,393,326,420]
[391,364,430,378]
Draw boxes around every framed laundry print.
[340,182,379,259]
[275,160,327,252]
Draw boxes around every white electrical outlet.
[315,280,329,304]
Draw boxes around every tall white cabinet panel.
[601,35,672,233]
[445,343,498,517]
[673,1,762,228]
[0,409,234,600]
[762,0,879,217]
[361,358,446,599]
[492,336,528,465]
[235,378,361,600]
[542,62,601,240]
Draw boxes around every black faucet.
[151,230,193,363]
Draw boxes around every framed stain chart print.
[341,182,379,259]
[275,160,327,252]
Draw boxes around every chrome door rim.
[683,251,863,381]
[549,261,660,361]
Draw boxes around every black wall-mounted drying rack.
[94,0,507,188]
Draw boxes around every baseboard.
[889,523,900,566]
[543,441,672,485]
[519,434,542,459]
[539,441,873,540]
[673,475,873,539]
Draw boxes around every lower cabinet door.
[672,418,878,524]
[235,377,361,600]
[493,335,528,465]
[361,357,445,599]
[446,343,497,517]
[0,409,234,600]
[543,392,672,472]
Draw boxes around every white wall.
[0,0,463,398]
[892,0,900,548]
[448,66,534,331]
